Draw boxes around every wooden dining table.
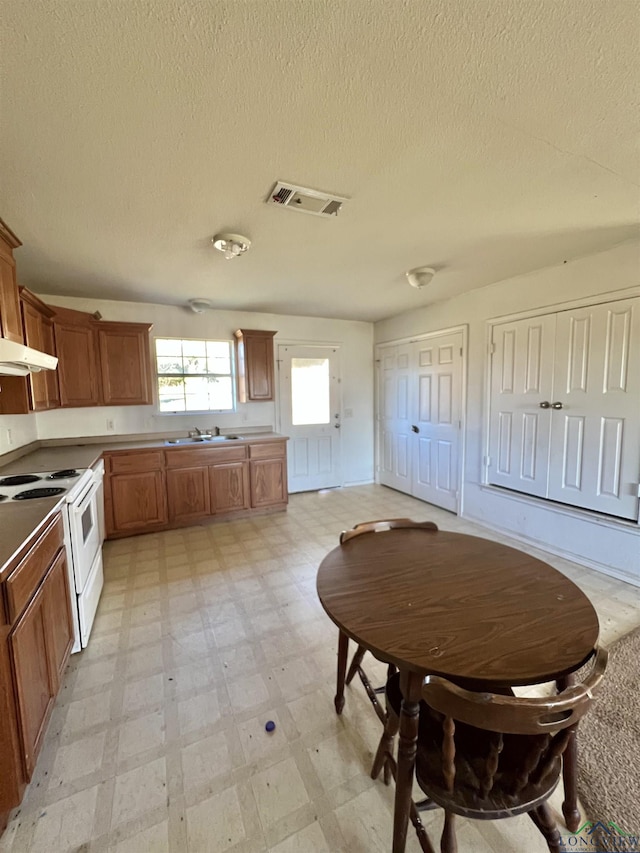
[316,527,600,853]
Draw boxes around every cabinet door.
[547,298,640,520]
[250,458,287,508]
[210,461,250,514]
[488,315,556,497]
[98,323,153,405]
[9,586,55,778]
[41,318,60,408]
[0,253,23,344]
[235,330,276,402]
[22,302,48,411]
[167,467,211,522]
[110,471,167,532]
[42,550,74,686]
[55,322,102,407]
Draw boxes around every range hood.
[0,338,58,376]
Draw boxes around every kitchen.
[1,1,639,850]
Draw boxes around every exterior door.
[277,345,341,493]
[378,330,464,512]
[547,298,640,520]
[488,315,556,497]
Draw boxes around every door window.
[291,358,331,425]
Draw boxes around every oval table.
[317,527,600,853]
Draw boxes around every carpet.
[577,626,640,828]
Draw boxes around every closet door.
[378,344,413,493]
[488,315,556,497]
[547,298,640,520]
[411,333,463,512]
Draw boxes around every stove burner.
[47,469,79,480]
[0,474,42,487]
[13,487,66,500]
[0,495,8,502]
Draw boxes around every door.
[547,298,640,519]
[278,345,341,492]
[98,323,153,405]
[167,466,211,522]
[378,331,464,512]
[488,315,556,497]
[411,333,463,511]
[55,321,101,406]
[43,550,74,683]
[22,302,48,410]
[69,479,101,593]
[110,471,168,532]
[210,462,250,513]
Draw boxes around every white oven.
[68,475,101,593]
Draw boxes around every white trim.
[375,323,470,348]
[485,285,639,325]
[462,510,640,588]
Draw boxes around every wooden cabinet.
[105,439,287,538]
[54,308,102,408]
[1,512,73,819]
[167,467,211,522]
[210,461,250,513]
[98,322,153,405]
[234,329,276,402]
[42,318,60,408]
[109,471,167,533]
[0,219,23,345]
[22,290,57,411]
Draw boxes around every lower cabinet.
[110,471,168,532]
[167,467,211,522]
[1,513,74,827]
[210,461,250,514]
[105,439,288,537]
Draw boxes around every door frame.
[275,339,344,489]
[374,324,468,514]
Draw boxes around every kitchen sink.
[165,435,242,445]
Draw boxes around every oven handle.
[71,479,100,516]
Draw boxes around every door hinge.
[459,347,463,356]
[488,343,496,355]
[484,455,492,467]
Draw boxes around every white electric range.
[0,464,105,652]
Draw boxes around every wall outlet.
[6,428,12,445]
[106,419,115,432]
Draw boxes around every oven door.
[78,548,104,648]
[69,479,101,594]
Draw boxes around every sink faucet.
[211,426,221,436]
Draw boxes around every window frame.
[154,336,236,415]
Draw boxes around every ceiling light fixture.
[188,298,214,314]
[406,266,436,289]
[212,233,251,260]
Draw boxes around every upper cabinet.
[234,329,276,402]
[53,307,102,408]
[97,321,153,405]
[21,290,56,411]
[0,219,23,344]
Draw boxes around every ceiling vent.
[266,182,348,217]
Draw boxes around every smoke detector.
[212,233,251,259]
[406,267,436,289]
[266,181,348,217]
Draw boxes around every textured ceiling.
[1,0,638,322]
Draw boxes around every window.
[155,338,234,413]
[291,357,331,425]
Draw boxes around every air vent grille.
[266,181,348,217]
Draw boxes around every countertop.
[0,432,287,575]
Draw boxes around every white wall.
[375,240,640,583]
[12,298,374,487]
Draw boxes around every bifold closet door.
[378,344,413,494]
[547,298,640,520]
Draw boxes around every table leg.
[335,631,348,714]
[557,673,580,832]
[393,670,422,853]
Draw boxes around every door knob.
[539,401,551,409]
[334,423,341,429]
[411,425,419,433]
[551,401,564,409]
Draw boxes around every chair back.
[421,646,607,800]
[339,518,438,544]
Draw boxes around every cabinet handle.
[551,401,564,409]
[411,425,419,433]
[539,401,551,409]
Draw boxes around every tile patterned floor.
[2,485,639,852]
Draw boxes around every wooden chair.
[373,646,608,853]
[333,519,438,716]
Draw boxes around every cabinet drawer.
[108,450,164,474]
[165,445,248,468]
[249,441,286,460]
[5,514,64,623]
